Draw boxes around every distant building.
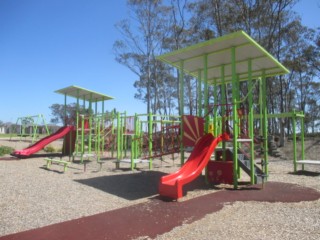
[0,125,5,134]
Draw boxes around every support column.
[88,93,93,154]
[75,90,80,155]
[179,60,185,165]
[221,65,226,161]
[300,113,305,170]
[261,70,268,177]
[148,112,153,169]
[293,111,297,172]
[64,93,67,126]
[231,47,239,189]
[213,78,218,136]
[203,54,209,133]
[248,59,255,184]
[197,70,202,117]
[116,112,121,161]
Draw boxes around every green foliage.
[44,145,56,153]
[49,103,93,125]
[0,145,14,156]
[114,0,320,135]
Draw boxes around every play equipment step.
[44,158,70,172]
[114,158,150,170]
[229,149,265,184]
[118,158,150,164]
[296,160,320,165]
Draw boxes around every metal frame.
[157,31,290,189]
[10,114,50,143]
[55,85,114,163]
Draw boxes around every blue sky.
[0,0,319,124]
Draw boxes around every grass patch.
[44,145,56,153]
[0,134,17,138]
[0,145,14,156]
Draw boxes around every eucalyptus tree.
[189,0,320,137]
[113,0,173,115]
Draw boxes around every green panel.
[55,85,114,102]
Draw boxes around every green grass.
[0,134,16,138]
[0,145,14,156]
[0,134,49,138]
[44,145,56,153]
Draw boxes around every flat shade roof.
[157,31,289,84]
[55,85,114,102]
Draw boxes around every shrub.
[0,145,14,156]
[44,145,56,153]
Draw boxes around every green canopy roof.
[157,31,289,84]
[55,85,114,103]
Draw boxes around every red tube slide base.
[159,133,229,200]
[12,126,74,157]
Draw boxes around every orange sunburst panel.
[182,115,204,147]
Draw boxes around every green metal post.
[213,78,218,137]
[31,115,39,144]
[261,71,268,176]
[81,115,85,163]
[148,113,153,169]
[123,112,128,158]
[75,89,80,155]
[97,116,101,161]
[117,112,121,161]
[134,114,138,159]
[64,94,67,126]
[179,60,185,165]
[102,98,105,158]
[203,54,209,133]
[130,135,135,170]
[293,111,297,172]
[120,114,124,159]
[231,47,239,189]
[88,93,93,154]
[111,111,116,158]
[41,114,50,136]
[221,66,226,161]
[82,96,86,162]
[300,113,305,170]
[197,70,202,117]
[248,59,255,184]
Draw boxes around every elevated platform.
[296,160,320,165]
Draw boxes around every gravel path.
[1,137,320,239]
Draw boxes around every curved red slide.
[159,133,229,199]
[12,126,74,157]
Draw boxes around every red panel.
[182,115,204,147]
[215,149,233,161]
[207,161,233,185]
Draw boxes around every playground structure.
[112,113,181,170]
[54,86,183,167]
[54,85,114,163]
[10,31,312,199]
[156,30,307,195]
[10,114,50,143]
[11,86,182,167]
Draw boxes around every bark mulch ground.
[1,182,320,240]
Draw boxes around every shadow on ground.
[75,171,210,200]
[289,170,320,177]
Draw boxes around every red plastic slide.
[159,133,229,199]
[12,126,74,157]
